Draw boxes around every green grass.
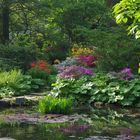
[38,96,73,114]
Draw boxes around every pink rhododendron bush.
[54,46,96,79]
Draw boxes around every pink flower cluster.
[120,67,133,80]
[58,65,93,79]
[78,55,96,67]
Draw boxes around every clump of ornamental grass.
[38,96,73,114]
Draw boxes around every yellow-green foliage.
[0,69,23,88]
[38,96,73,114]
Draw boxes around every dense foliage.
[0,43,37,71]
[0,0,140,109]
[114,0,140,38]
[0,0,140,71]
[51,73,140,107]
[0,69,46,98]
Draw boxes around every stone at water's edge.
[0,95,45,107]
[0,138,16,140]
[15,97,25,106]
[84,136,140,140]
[0,113,88,124]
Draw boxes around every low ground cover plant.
[51,70,140,107]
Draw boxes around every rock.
[84,135,140,140]
[45,114,63,119]
[0,100,10,107]
[16,97,25,106]
[69,135,76,138]
[94,102,104,108]
[0,138,16,140]
[0,113,87,124]
[0,95,45,107]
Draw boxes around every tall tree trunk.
[0,10,2,43]
[2,0,10,43]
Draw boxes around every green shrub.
[0,87,15,98]
[16,75,46,94]
[94,27,140,73]
[28,68,49,80]
[0,69,23,97]
[0,69,46,98]
[0,58,19,71]
[0,69,23,88]
[27,67,57,90]
[0,43,38,71]
[38,96,73,114]
[30,78,46,92]
[51,76,94,104]
[50,73,140,107]
[37,23,71,63]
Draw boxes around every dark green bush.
[41,40,70,64]
[0,43,38,71]
[94,27,140,73]
[28,68,49,81]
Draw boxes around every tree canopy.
[113,0,140,39]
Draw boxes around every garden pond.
[0,106,140,140]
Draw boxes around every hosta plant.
[51,72,140,107]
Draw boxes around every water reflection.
[0,107,140,140]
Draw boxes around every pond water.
[0,106,140,140]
